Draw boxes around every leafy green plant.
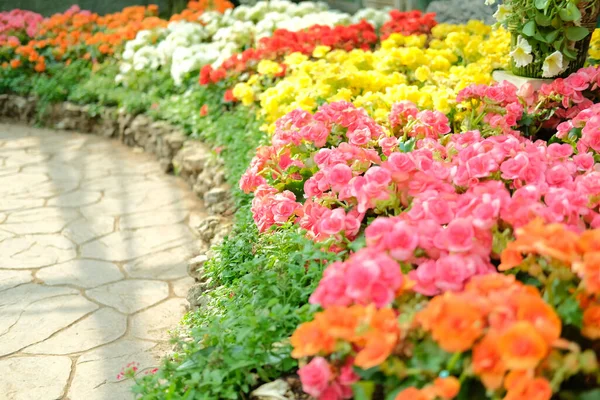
[493,0,600,77]
[133,207,346,399]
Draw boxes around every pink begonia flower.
[409,260,439,296]
[574,153,595,171]
[383,220,419,261]
[435,254,478,292]
[435,218,475,253]
[298,357,332,398]
[327,163,353,192]
[547,143,574,159]
[319,208,346,236]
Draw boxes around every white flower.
[485,0,496,5]
[119,62,132,74]
[542,51,567,77]
[510,35,533,67]
[493,4,511,22]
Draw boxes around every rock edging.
[0,94,233,310]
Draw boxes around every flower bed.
[2,1,600,399]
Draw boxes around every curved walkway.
[0,124,201,400]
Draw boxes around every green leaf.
[545,30,560,43]
[563,46,578,60]
[536,12,553,26]
[559,2,582,22]
[534,31,547,43]
[522,20,537,37]
[352,381,376,400]
[566,26,590,41]
[579,389,600,400]
[557,296,583,328]
[534,0,549,10]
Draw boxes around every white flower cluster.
[116,0,390,86]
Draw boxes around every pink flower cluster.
[242,101,456,238]
[298,357,358,400]
[310,248,404,307]
[389,100,451,142]
[456,81,524,136]
[557,103,600,154]
[250,185,302,233]
[0,10,43,46]
[532,66,600,129]
[244,80,600,305]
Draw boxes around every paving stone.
[123,246,194,280]
[2,207,81,235]
[0,356,72,400]
[24,308,127,355]
[0,294,98,356]
[47,190,102,207]
[37,259,124,289]
[68,339,161,400]
[62,216,115,245]
[0,196,45,212]
[0,270,32,292]
[0,122,206,398]
[86,280,169,314]
[119,208,189,230]
[130,298,187,341]
[0,235,77,269]
[172,276,195,297]
[80,225,195,262]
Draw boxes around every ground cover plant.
[2,1,600,399]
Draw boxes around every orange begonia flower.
[315,305,361,342]
[503,373,552,400]
[290,320,335,359]
[433,376,460,399]
[515,294,561,344]
[582,304,600,339]
[500,219,579,271]
[427,296,485,353]
[394,387,430,400]
[472,333,507,390]
[498,321,548,370]
[576,252,600,294]
[354,332,396,369]
[10,59,21,69]
[577,229,600,253]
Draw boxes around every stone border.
[0,94,233,309]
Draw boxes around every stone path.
[0,124,202,400]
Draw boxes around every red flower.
[200,104,208,116]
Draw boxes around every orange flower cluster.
[394,377,460,400]
[500,219,600,339]
[170,0,234,22]
[290,305,400,369]
[7,5,167,72]
[417,274,561,399]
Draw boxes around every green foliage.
[68,62,182,115]
[31,60,91,118]
[133,207,346,399]
[148,84,266,197]
[0,66,34,95]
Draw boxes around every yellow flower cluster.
[588,29,600,63]
[232,21,510,133]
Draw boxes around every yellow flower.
[415,65,430,82]
[252,23,511,132]
[312,45,331,58]
[257,60,282,76]
[232,83,255,106]
[284,52,309,66]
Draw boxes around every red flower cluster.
[199,20,378,86]
[379,10,437,40]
